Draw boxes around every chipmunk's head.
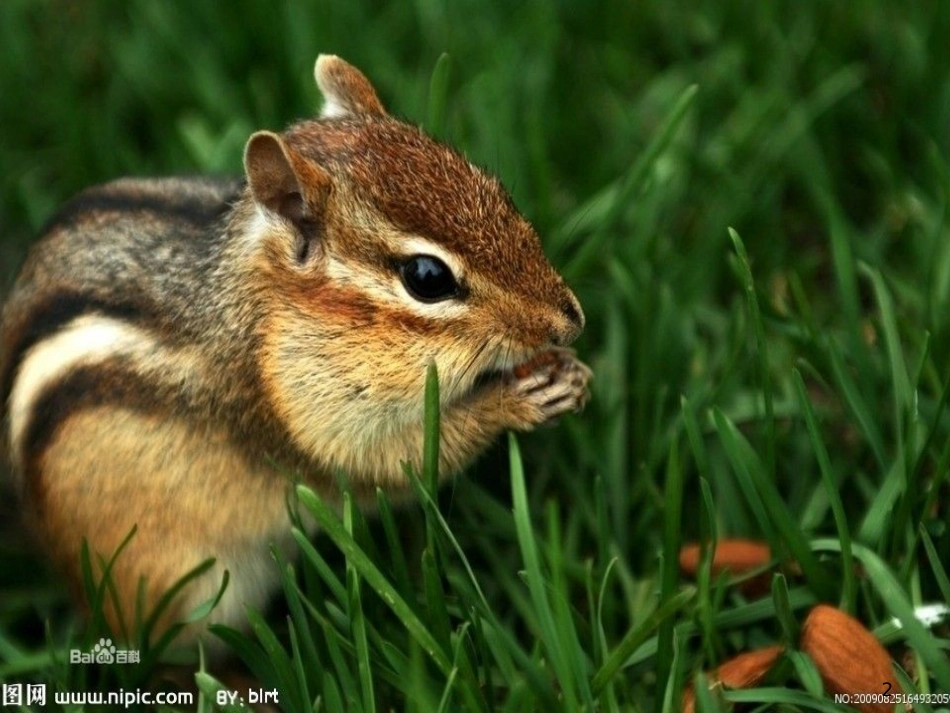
[242,55,584,482]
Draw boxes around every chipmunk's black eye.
[400,255,459,302]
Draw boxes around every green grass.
[2,1,950,711]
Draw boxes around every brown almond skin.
[512,350,560,379]
[716,645,784,688]
[800,605,901,713]
[679,539,774,597]
[682,645,784,713]
[678,539,772,576]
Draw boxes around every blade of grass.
[902,361,950,576]
[426,53,451,139]
[691,671,727,713]
[422,548,452,654]
[827,338,887,470]
[655,438,684,713]
[509,432,587,708]
[409,465,557,707]
[404,467,492,613]
[465,613,496,709]
[544,499,594,706]
[140,558,219,665]
[659,628,684,713]
[296,485,452,675]
[0,650,55,678]
[792,368,856,610]
[863,264,917,558]
[208,625,272,690]
[862,264,913,415]
[287,620,314,713]
[711,408,775,542]
[711,586,816,630]
[319,608,360,709]
[417,363,442,561]
[344,494,375,713]
[713,408,832,600]
[478,615,559,709]
[375,488,414,602]
[291,528,347,607]
[857,458,906,546]
[246,607,303,712]
[594,557,619,665]
[696,477,719,663]
[681,395,711,482]
[786,649,824,697]
[594,557,621,711]
[594,475,613,587]
[423,362,440,495]
[80,525,139,643]
[435,665,460,713]
[448,623,489,713]
[591,589,694,694]
[322,669,347,713]
[770,574,798,645]
[184,569,230,623]
[725,688,849,712]
[729,228,776,479]
[863,561,950,692]
[559,84,698,278]
[919,526,950,604]
[823,200,862,350]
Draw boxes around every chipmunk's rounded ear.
[244,130,332,227]
[315,54,387,119]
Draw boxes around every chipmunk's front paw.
[504,348,592,430]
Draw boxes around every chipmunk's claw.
[507,347,591,426]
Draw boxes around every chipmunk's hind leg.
[29,407,289,652]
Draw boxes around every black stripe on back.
[22,361,170,481]
[40,182,241,236]
[1,291,156,410]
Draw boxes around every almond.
[716,645,784,688]
[682,645,784,713]
[513,350,559,379]
[678,539,772,577]
[800,604,900,713]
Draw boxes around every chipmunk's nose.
[550,292,585,346]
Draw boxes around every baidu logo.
[69,638,140,665]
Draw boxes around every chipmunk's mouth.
[456,358,520,404]
[470,368,508,391]
[461,349,549,401]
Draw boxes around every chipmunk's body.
[1,57,590,643]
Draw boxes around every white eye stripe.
[324,255,467,320]
[397,294,467,319]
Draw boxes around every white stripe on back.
[8,315,157,470]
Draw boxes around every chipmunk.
[0,55,590,648]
